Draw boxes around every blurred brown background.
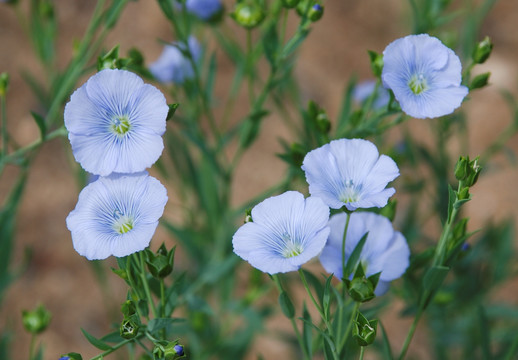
[1,0,517,359]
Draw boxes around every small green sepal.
[472,36,493,64]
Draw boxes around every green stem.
[28,334,36,360]
[397,309,423,360]
[137,252,158,319]
[340,301,360,351]
[246,29,255,104]
[90,338,137,360]
[272,275,311,360]
[359,346,365,360]
[160,278,166,339]
[341,211,351,286]
[1,93,7,157]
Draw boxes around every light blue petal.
[66,173,167,260]
[232,191,330,274]
[186,0,222,20]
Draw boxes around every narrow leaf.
[344,232,369,278]
[81,328,112,351]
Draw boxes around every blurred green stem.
[1,92,7,157]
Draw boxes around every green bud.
[472,36,493,64]
[465,157,481,187]
[368,50,384,78]
[315,111,331,134]
[146,244,175,279]
[97,45,121,71]
[153,341,185,360]
[457,187,470,200]
[353,312,378,346]
[0,73,9,96]
[308,3,324,21]
[59,353,83,360]
[289,142,306,167]
[470,72,490,90]
[120,315,140,339]
[345,265,377,303]
[121,300,137,317]
[22,304,51,334]
[281,0,299,8]
[454,156,469,181]
[230,3,265,29]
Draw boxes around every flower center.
[110,115,131,136]
[281,233,303,258]
[408,73,428,95]
[112,209,134,234]
[339,180,361,204]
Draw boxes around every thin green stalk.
[272,275,311,360]
[28,333,36,360]
[359,346,365,360]
[137,252,158,319]
[160,278,166,340]
[341,212,351,289]
[340,301,360,352]
[246,29,255,104]
[1,93,7,157]
[397,309,423,360]
[90,338,137,360]
[0,126,67,168]
[280,8,289,45]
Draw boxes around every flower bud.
[230,3,265,29]
[454,156,469,181]
[344,265,378,303]
[457,187,470,201]
[308,3,324,22]
[146,244,175,279]
[465,157,481,187]
[368,50,384,78]
[121,300,137,317]
[315,111,331,134]
[22,304,51,334]
[0,73,9,97]
[59,353,83,360]
[281,0,299,8]
[120,315,140,339]
[244,208,253,223]
[353,312,378,347]
[469,72,490,90]
[472,36,493,64]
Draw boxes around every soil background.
[1,1,518,359]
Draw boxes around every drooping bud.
[22,304,51,334]
[472,36,493,64]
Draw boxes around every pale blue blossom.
[185,0,222,20]
[353,80,390,109]
[66,172,168,260]
[382,34,468,119]
[232,191,330,274]
[149,36,202,84]
[64,69,168,176]
[302,139,399,211]
[320,212,410,295]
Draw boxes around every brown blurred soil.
[1,1,518,359]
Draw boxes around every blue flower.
[185,0,222,20]
[353,80,390,109]
[64,69,168,176]
[232,191,330,274]
[381,34,469,119]
[149,36,202,84]
[320,212,410,295]
[66,172,168,260]
[301,139,399,210]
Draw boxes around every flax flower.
[64,69,168,176]
[232,191,330,274]
[302,138,399,211]
[66,172,168,260]
[381,34,468,119]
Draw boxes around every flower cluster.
[233,138,407,294]
[65,69,169,260]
